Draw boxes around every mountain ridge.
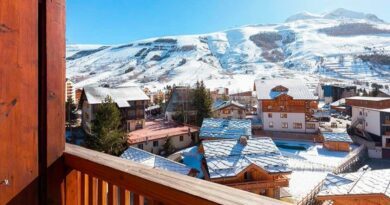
[66,9,390,92]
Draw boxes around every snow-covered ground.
[275,140,358,201]
[66,8,390,92]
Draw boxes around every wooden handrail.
[64,143,288,205]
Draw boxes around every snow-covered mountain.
[66,8,390,92]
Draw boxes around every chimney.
[238,136,248,146]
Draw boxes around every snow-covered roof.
[254,79,317,100]
[120,147,192,175]
[84,86,149,105]
[322,132,353,143]
[318,169,390,198]
[212,100,245,111]
[202,137,291,179]
[346,96,390,101]
[200,118,252,139]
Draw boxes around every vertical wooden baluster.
[98,179,107,205]
[82,173,88,205]
[133,193,144,205]
[88,175,94,205]
[107,183,114,205]
[92,177,98,205]
[65,169,81,205]
[119,188,130,205]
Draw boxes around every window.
[180,135,184,141]
[269,122,274,128]
[307,123,315,129]
[244,172,251,181]
[138,144,143,149]
[359,111,362,115]
[282,122,288,128]
[223,109,230,114]
[153,141,158,147]
[280,113,287,118]
[268,113,272,118]
[293,123,302,129]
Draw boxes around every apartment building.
[254,79,319,133]
[346,96,390,157]
[65,78,76,102]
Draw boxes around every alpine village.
[2,1,390,205]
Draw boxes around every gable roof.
[318,169,390,198]
[120,147,193,175]
[322,132,353,143]
[200,118,252,140]
[212,100,246,111]
[84,86,149,106]
[202,137,291,179]
[165,86,196,112]
[254,79,317,100]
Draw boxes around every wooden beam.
[64,144,288,205]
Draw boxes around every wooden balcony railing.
[64,144,288,205]
[229,178,289,190]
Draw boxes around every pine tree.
[86,96,126,156]
[193,81,212,126]
[65,96,77,127]
[163,137,176,155]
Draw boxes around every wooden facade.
[346,97,390,109]
[261,97,317,116]
[212,104,246,119]
[205,164,289,199]
[323,141,350,152]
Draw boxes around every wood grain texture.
[0,0,39,204]
[64,143,288,205]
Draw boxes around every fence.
[296,144,367,205]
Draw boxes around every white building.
[346,96,390,158]
[65,78,75,102]
[254,79,319,133]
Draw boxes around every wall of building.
[324,141,350,152]
[262,112,318,133]
[82,100,94,133]
[213,106,246,119]
[131,133,194,154]
[351,107,381,136]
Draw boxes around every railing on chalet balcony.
[64,144,288,205]
[229,177,289,190]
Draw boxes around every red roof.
[127,120,199,144]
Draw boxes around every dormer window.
[271,85,289,92]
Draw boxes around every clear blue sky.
[66,0,390,44]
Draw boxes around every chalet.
[229,91,257,109]
[65,78,75,102]
[212,100,246,119]
[254,79,319,133]
[199,118,252,140]
[200,137,291,199]
[210,87,229,102]
[317,169,390,205]
[80,86,150,134]
[346,96,390,158]
[317,84,357,103]
[321,132,353,152]
[165,86,197,123]
[127,119,199,154]
[121,147,198,177]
